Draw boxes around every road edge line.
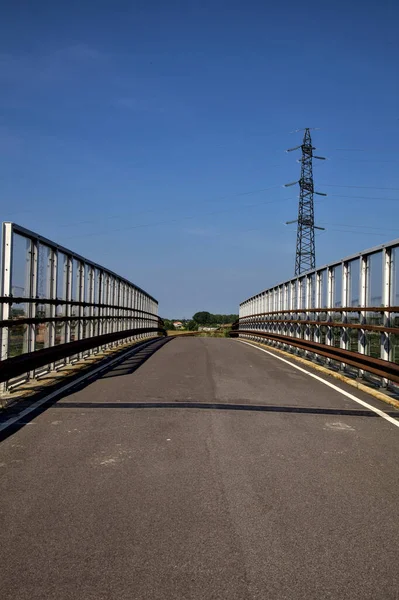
[234,338,399,410]
[237,339,399,428]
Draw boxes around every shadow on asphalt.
[52,400,399,418]
[98,338,172,380]
[0,336,173,442]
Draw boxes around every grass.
[167,329,232,338]
[166,330,198,336]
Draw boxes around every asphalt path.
[1,337,398,599]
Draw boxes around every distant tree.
[193,311,212,325]
[192,312,238,325]
[162,319,175,330]
[187,320,198,331]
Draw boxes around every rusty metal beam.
[232,330,399,383]
[0,326,166,384]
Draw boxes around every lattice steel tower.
[285,128,326,275]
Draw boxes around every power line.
[322,184,399,191]
[320,223,399,232]
[320,228,395,238]
[64,196,296,241]
[58,185,282,229]
[60,184,399,238]
[332,148,399,154]
[330,194,399,202]
[326,157,399,164]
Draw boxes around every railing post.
[144,293,147,335]
[143,291,147,338]
[138,291,142,336]
[22,237,36,356]
[358,255,368,378]
[0,223,13,393]
[147,297,150,337]
[147,295,151,337]
[28,238,38,366]
[77,261,85,359]
[97,270,104,342]
[132,288,137,338]
[112,277,118,346]
[115,278,120,341]
[314,270,322,350]
[278,286,283,342]
[131,287,135,338]
[125,285,129,335]
[289,281,295,341]
[283,284,289,339]
[340,261,349,371]
[104,274,110,340]
[48,248,57,370]
[381,247,392,386]
[108,276,113,342]
[129,287,134,337]
[87,266,95,353]
[303,273,312,359]
[305,274,312,342]
[64,255,72,362]
[326,267,334,366]
[295,278,302,353]
[139,290,143,335]
[137,291,143,332]
[120,282,126,340]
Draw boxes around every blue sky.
[1,0,398,317]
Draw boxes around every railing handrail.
[238,306,399,317]
[6,223,158,304]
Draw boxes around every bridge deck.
[1,337,398,600]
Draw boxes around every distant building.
[173,321,184,329]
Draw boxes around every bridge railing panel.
[235,239,399,388]
[0,222,163,392]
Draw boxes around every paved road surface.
[1,337,399,599]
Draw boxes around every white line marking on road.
[0,338,162,435]
[238,341,399,429]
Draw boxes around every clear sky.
[1,0,398,317]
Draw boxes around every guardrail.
[0,222,164,392]
[235,238,399,388]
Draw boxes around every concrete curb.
[236,337,399,411]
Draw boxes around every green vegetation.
[161,313,238,332]
[192,312,238,326]
[162,319,175,330]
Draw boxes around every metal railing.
[0,222,164,391]
[235,238,399,387]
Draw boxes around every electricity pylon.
[285,128,326,275]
